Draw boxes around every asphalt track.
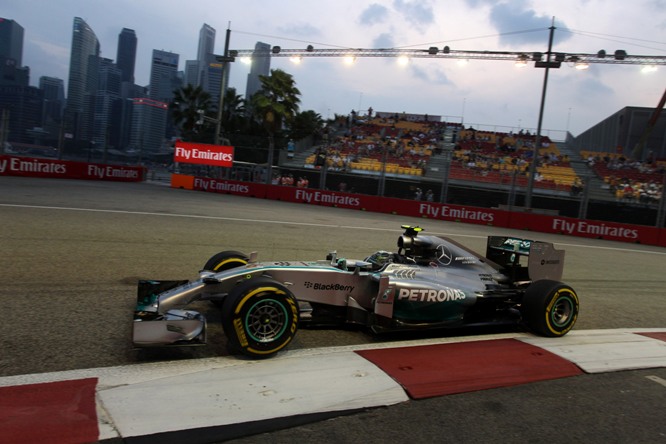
[1,176,665,443]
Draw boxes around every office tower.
[64,17,100,141]
[149,49,179,102]
[118,83,147,150]
[184,60,200,86]
[245,41,271,99]
[0,17,29,87]
[0,18,42,145]
[0,18,24,67]
[92,58,122,147]
[203,53,223,106]
[39,76,65,140]
[129,97,168,153]
[116,28,137,84]
[197,24,216,77]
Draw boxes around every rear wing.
[486,236,565,282]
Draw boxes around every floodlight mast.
[229,30,664,209]
[230,47,666,66]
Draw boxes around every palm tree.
[170,85,213,142]
[221,87,246,134]
[250,69,301,183]
[289,110,325,143]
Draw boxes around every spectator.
[287,139,295,159]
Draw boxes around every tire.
[221,277,299,358]
[203,250,249,272]
[522,279,579,337]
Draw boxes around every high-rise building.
[184,60,200,87]
[197,24,216,73]
[39,76,65,140]
[0,17,29,86]
[64,17,100,141]
[149,49,179,103]
[129,97,168,153]
[245,41,271,99]
[92,58,122,147]
[0,18,42,145]
[116,28,137,84]
[203,53,224,106]
[0,18,24,67]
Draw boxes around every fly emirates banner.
[174,141,234,167]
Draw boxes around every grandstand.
[297,114,583,195]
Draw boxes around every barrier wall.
[171,174,666,247]
[0,155,146,182]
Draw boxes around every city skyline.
[2,0,665,138]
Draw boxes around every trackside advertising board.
[171,173,666,247]
[0,155,145,182]
[174,141,234,167]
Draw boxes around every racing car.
[133,225,579,358]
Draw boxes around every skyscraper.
[197,24,216,74]
[184,60,200,87]
[129,97,168,153]
[64,17,100,141]
[199,24,222,99]
[92,58,122,147]
[116,28,137,84]
[0,17,42,145]
[245,41,271,99]
[149,49,179,103]
[0,18,24,67]
[39,76,65,140]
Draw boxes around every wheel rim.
[245,298,288,343]
[214,258,247,271]
[551,295,574,327]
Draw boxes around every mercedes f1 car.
[133,226,579,358]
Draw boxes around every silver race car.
[133,225,579,358]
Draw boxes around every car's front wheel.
[221,277,299,358]
[522,280,579,337]
[203,250,249,272]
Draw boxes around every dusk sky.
[4,0,665,138]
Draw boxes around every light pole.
[439,140,453,203]
[214,26,235,146]
[525,19,559,209]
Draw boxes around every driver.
[365,250,393,271]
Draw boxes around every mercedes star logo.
[436,244,453,265]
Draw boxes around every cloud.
[464,0,572,47]
[489,3,571,46]
[372,33,395,49]
[359,4,389,26]
[275,23,322,39]
[410,64,451,85]
[393,0,435,28]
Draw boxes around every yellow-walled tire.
[222,277,299,359]
[203,250,248,272]
[523,280,579,337]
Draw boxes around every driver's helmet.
[366,251,392,269]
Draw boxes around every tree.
[170,85,213,142]
[250,69,301,183]
[289,110,324,143]
[221,87,246,134]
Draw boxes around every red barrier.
[190,176,268,198]
[379,198,512,227]
[508,211,662,245]
[0,155,145,182]
[268,185,381,211]
[171,173,666,248]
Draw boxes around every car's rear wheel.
[221,277,299,358]
[522,279,579,337]
[203,250,249,272]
